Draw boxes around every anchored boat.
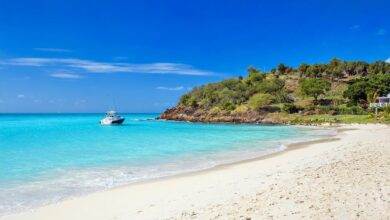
[100,111,125,125]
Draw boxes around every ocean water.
[0,113,334,215]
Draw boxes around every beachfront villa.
[370,93,390,107]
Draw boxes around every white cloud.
[386,57,390,63]
[34,48,73,53]
[350,25,360,30]
[49,73,83,79]
[17,94,25,99]
[156,86,184,91]
[3,57,215,76]
[376,28,387,36]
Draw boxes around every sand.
[1,124,389,220]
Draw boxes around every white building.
[370,93,390,107]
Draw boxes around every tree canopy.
[299,78,331,100]
[177,58,390,113]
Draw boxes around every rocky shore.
[157,106,345,125]
[158,106,278,124]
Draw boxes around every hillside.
[159,58,390,124]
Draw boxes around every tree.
[298,63,310,77]
[367,91,379,104]
[245,66,265,85]
[368,61,388,75]
[282,103,302,113]
[344,74,390,104]
[247,66,260,75]
[328,58,344,80]
[307,64,326,78]
[277,63,287,75]
[179,94,198,107]
[247,93,274,111]
[285,67,293,74]
[299,78,331,101]
[343,81,369,104]
[258,78,285,95]
[355,61,369,75]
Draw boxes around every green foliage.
[307,64,327,78]
[327,58,344,79]
[380,105,390,114]
[278,63,287,75]
[282,103,302,113]
[232,105,249,114]
[179,94,198,107]
[337,106,366,115]
[299,78,331,100]
[248,93,274,111]
[244,67,265,86]
[176,59,390,120]
[209,106,222,115]
[304,105,366,115]
[264,78,285,94]
[368,61,390,75]
[274,91,293,103]
[343,74,390,104]
[298,63,309,77]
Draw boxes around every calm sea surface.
[0,113,334,215]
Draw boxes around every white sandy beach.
[1,124,389,220]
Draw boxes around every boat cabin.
[106,111,117,117]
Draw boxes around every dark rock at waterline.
[158,106,281,124]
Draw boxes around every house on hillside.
[370,93,390,107]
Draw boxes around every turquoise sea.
[0,113,334,215]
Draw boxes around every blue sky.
[0,0,389,113]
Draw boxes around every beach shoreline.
[1,124,389,220]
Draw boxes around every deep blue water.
[0,113,334,215]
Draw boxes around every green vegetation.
[248,93,274,111]
[266,113,390,125]
[299,78,331,100]
[343,74,390,105]
[170,58,390,124]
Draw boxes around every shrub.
[222,102,236,111]
[209,106,222,115]
[275,91,293,103]
[248,93,274,111]
[382,105,390,114]
[282,103,302,113]
[303,105,366,115]
[299,78,331,101]
[233,105,249,114]
[333,106,365,115]
[179,94,198,107]
[341,106,365,115]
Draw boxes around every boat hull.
[100,118,125,125]
[111,118,125,124]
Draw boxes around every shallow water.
[0,113,334,215]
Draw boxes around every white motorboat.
[100,111,125,125]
